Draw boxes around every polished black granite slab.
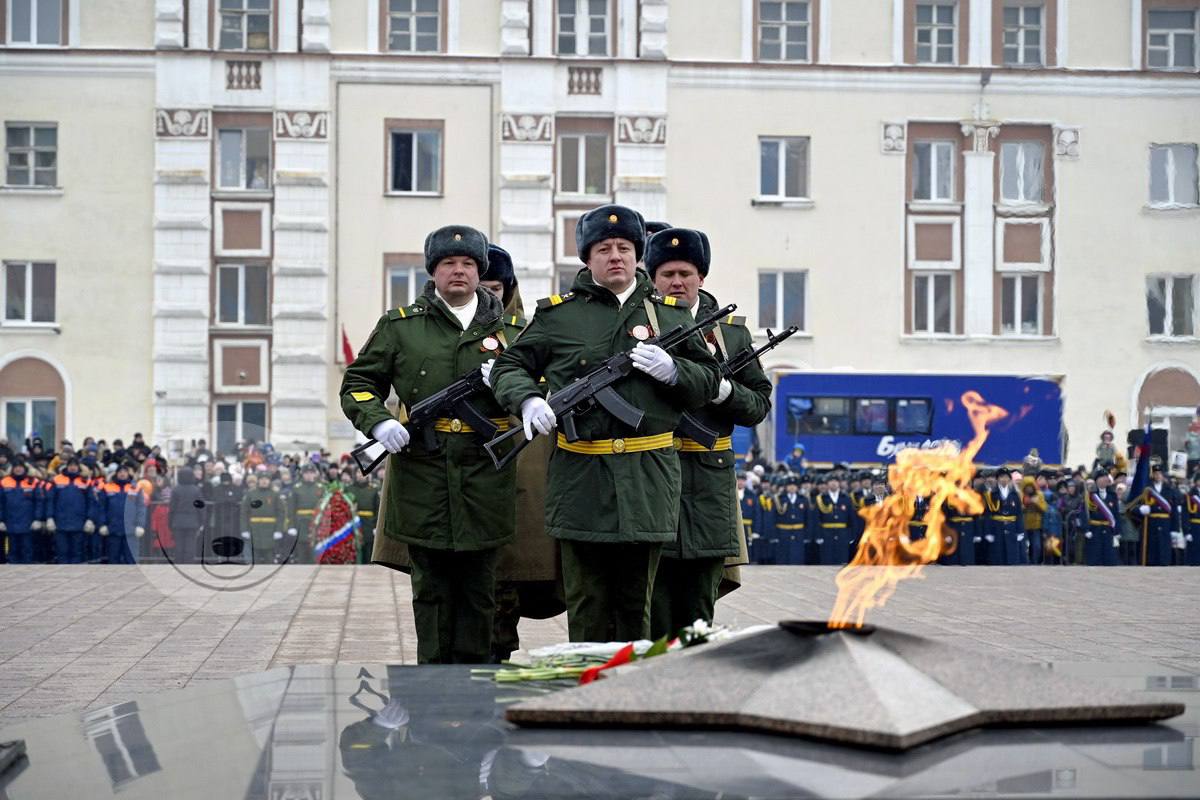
[0,660,1195,799]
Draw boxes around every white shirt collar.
[435,289,478,331]
[611,281,638,307]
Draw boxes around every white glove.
[371,419,410,453]
[520,397,556,441]
[713,378,733,404]
[0,522,5,532]
[1112,535,1120,548]
[1187,534,1194,542]
[972,536,981,543]
[815,538,824,545]
[241,531,251,540]
[99,525,109,536]
[31,520,43,531]
[481,358,495,388]
[630,342,678,384]
[135,526,145,538]
[1139,504,1151,515]
[83,520,95,533]
[1084,531,1093,539]
[372,699,410,730]
[1016,533,1025,542]
[46,518,56,532]
[287,527,298,536]
[273,531,283,541]
[985,534,995,543]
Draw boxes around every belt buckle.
[449,418,463,433]
[673,437,683,451]
[612,438,626,454]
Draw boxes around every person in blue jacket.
[983,469,1026,565]
[95,461,147,564]
[46,458,96,564]
[1,458,46,563]
[774,475,809,565]
[1083,469,1120,566]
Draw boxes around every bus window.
[896,399,932,435]
[789,396,851,436]
[855,399,889,434]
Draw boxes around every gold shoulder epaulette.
[506,314,526,327]
[536,292,575,310]
[721,314,747,327]
[650,293,678,306]
[387,304,425,321]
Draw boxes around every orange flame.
[828,392,1008,629]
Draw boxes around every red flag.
[341,324,355,365]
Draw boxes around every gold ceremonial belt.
[358,511,375,517]
[433,417,512,434]
[674,436,734,452]
[909,521,928,527]
[249,516,277,523]
[1190,518,1200,524]
[776,523,805,530]
[1149,513,1171,519]
[1089,519,1113,526]
[948,517,973,523]
[991,515,1017,522]
[555,432,675,455]
[296,509,315,515]
[820,522,848,529]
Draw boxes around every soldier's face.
[587,238,637,293]
[653,261,704,308]
[480,279,505,300]
[433,255,481,304]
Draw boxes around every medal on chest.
[479,335,502,354]
[630,324,654,342]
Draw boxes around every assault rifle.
[483,303,738,470]
[675,325,801,448]
[350,367,496,475]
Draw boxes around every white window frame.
[556,132,610,197]
[914,2,958,65]
[911,271,955,335]
[757,0,813,63]
[4,122,58,188]
[994,217,1050,271]
[758,136,810,201]
[386,127,442,196]
[386,264,424,310]
[1146,273,1198,339]
[1001,2,1045,66]
[212,339,270,394]
[556,0,610,56]
[216,127,272,192]
[1148,143,1200,208]
[213,400,269,452]
[1146,8,1199,71]
[213,201,271,257]
[5,0,62,46]
[2,260,56,326]
[999,140,1046,206]
[387,0,442,53]
[999,273,1044,336]
[907,215,962,271]
[757,269,808,332]
[216,0,272,52]
[215,263,270,327]
[2,397,57,445]
[912,140,955,203]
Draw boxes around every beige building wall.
[0,69,155,444]
[331,0,369,52]
[829,0,895,64]
[80,0,156,48]
[669,0,743,61]
[1067,0,1134,69]
[458,0,501,55]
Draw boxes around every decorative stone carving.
[1054,126,1080,159]
[226,60,262,90]
[155,109,210,138]
[617,116,667,145]
[274,111,329,140]
[639,0,668,59]
[960,101,999,153]
[501,114,554,143]
[154,0,185,49]
[500,0,531,56]
[568,66,602,95]
[301,0,331,52]
[881,122,906,154]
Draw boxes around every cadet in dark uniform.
[286,462,324,563]
[775,475,810,565]
[1185,473,1200,566]
[1083,469,1119,566]
[490,205,720,642]
[1129,459,1181,566]
[645,227,771,637]
[341,225,523,663]
[738,472,759,561]
[241,471,284,563]
[983,469,1024,565]
[349,472,380,564]
[814,475,854,564]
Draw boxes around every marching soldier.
[775,475,810,565]
[645,227,772,637]
[241,471,284,564]
[1083,469,1119,566]
[341,224,523,663]
[1129,458,1181,566]
[983,469,1024,565]
[490,205,720,642]
[813,474,854,565]
[46,458,94,564]
[286,462,324,564]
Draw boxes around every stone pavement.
[1,565,1197,725]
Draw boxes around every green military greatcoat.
[340,283,523,552]
[287,479,324,563]
[240,486,284,563]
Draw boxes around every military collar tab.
[648,292,679,307]
[507,314,525,327]
[536,291,576,310]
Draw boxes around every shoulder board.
[505,314,526,328]
[720,314,748,327]
[536,292,575,310]
[0,477,13,488]
[53,474,69,486]
[649,293,679,307]
[387,304,426,321]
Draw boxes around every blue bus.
[772,373,1063,466]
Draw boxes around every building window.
[896,398,932,434]
[915,3,957,64]
[556,265,582,293]
[1146,275,1196,337]
[1000,273,1041,335]
[1149,144,1200,207]
[758,0,811,62]
[218,0,271,51]
[758,270,807,330]
[3,398,56,449]
[5,123,57,187]
[3,261,55,324]
[217,128,271,191]
[1002,4,1043,66]
[912,272,954,334]
[388,127,441,194]
[1000,141,1045,204]
[387,264,423,309]
[558,132,608,195]
[1147,9,1198,70]
[913,141,954,201]
[556,0,609,56]
[387,0,440,52]
[215,400,267,454]
[216,264,269,326]
[6,0,62,45]
[759,137,809,199]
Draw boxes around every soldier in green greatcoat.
[240,471,285,564]
[286,462,324,563]
[645,228,773,638]
[348,471,380,564]
[490,205,720,643]
[340,225,523,664]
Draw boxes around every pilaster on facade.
[154,0,185,49]
[500,0,532,55]
[960,112,1000,337]
[301,0,332,52]
[638,0,668,59]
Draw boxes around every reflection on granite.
[0,661,1195,799]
